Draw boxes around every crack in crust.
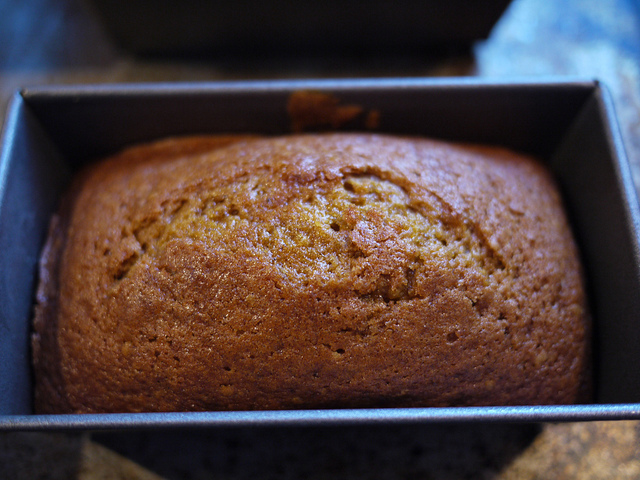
[110,167,506,304]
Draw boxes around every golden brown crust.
[32,133,591,413]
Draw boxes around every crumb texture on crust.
[32,133,590,413]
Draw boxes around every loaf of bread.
[32,133,590,413]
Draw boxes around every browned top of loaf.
[32,133,590,413]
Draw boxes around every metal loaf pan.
[1,78,639,431]
[88,0,513,57]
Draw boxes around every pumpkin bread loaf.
[32,133,590,413]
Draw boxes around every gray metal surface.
[1,78,639,430]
